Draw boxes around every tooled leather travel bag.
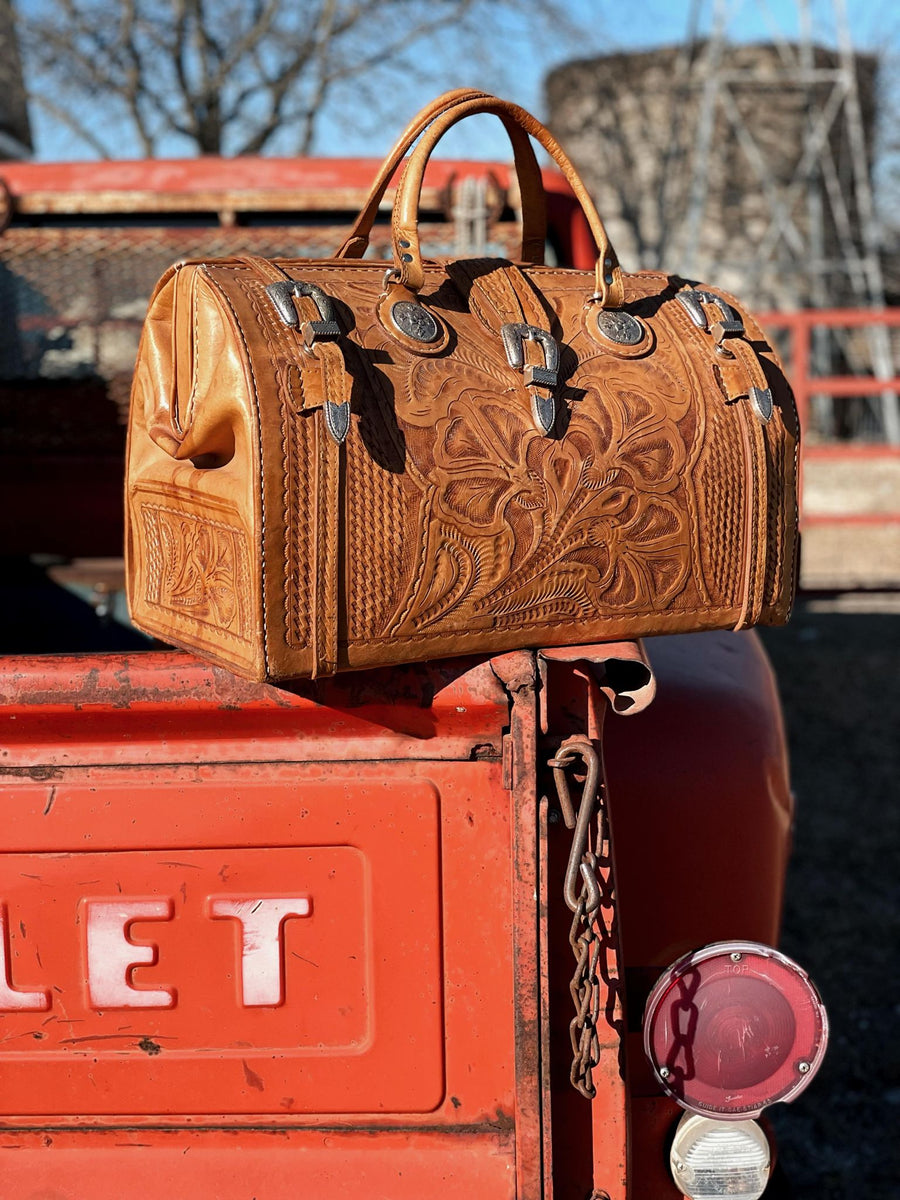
[125,89,799,682]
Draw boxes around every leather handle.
[391,95,624,307]
[335,88,546,265]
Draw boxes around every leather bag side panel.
[125,264,266,680]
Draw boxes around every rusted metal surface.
[0,650,511,767]
[0,1128,518,1197]
[541,658,632,1200]
[0,633,794,1194]
[0,157,578,213]
[491,650,545,1199]
[0,648,531,1193]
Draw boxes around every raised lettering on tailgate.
[0,780,442,1116]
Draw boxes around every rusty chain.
[548,735,610,1100]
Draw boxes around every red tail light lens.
[643,941,828,1120]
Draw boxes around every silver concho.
[594,309,644,346]
[390,300,440,344]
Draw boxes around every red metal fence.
[758,308,900,528]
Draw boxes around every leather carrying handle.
[391,94,625,307]
[335,87,546,266]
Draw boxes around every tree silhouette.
[18,0,581,158]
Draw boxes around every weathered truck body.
[0,158,808,1196]
[0,630,792,1198]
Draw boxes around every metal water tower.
[546,0,898,442]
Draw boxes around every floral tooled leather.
[393,353,695,634]
[140,501,252,641]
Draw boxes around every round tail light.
[643,941,828,1120]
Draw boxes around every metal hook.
[548,737,601,912]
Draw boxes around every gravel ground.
[758,598,900,1199]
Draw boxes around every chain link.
[549,736,617,1100]
[567,861,602,1097]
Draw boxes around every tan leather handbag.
[125,90,798,682]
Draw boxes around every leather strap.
[390,94,625,308]
[676,288,773,418]
[242,255,343,678]
[716,338,772,406]
[448,259,559,433]
[449,258,547,331]
[310,402,342,677]
[335,88,546,266]
[675,289,770,628]
[241,256,352,436]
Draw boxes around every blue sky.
[21,0,900,161]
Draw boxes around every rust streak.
[242,1060,265,1091]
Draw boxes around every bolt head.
[798,1060,810,1074]
[659,1066,670,1079]
[731,952,743,962]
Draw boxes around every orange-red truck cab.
[0,158,811,1197]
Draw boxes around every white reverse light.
[669,1112,771,1199]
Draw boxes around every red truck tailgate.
[0,651,527,1197]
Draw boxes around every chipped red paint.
[0,631,793,1196]
[0,157,577,204]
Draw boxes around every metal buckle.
[676,289,744,337]
[500,322,560,433]
[266,280,341,345]
[500,322,560,390]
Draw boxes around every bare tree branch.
[30,91,113,158]
[19,0,591,159]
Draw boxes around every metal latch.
[266,279,341,347]
[500,322,560,435]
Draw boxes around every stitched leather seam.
[180,270,201,436]
[786,403,801,615]
[734,396,758,630]
[203,269,270,673]
[231,270,309,652]
[751,407,769,624]
[313,411,324,674]
[651,301,714,608]
[183,257,662,285]
[350,604,742,647]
